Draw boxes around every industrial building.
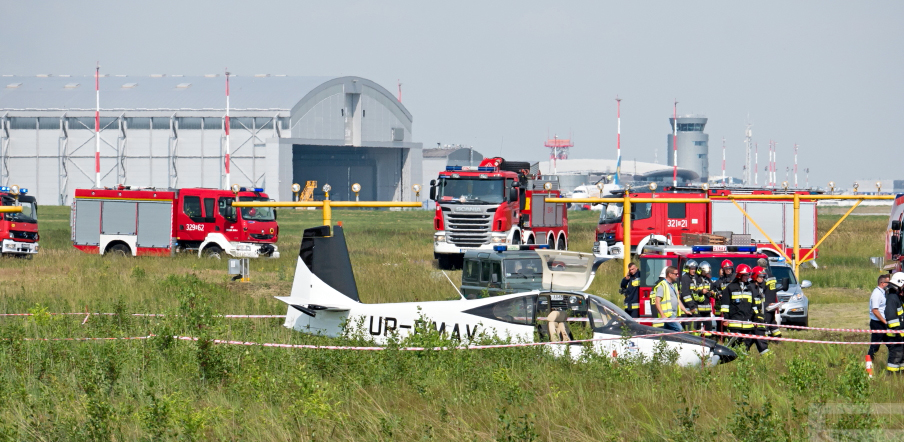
[0,74,422,205]
[667,115,709,181]
[537,158,700,192]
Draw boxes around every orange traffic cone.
[865,355,874,379]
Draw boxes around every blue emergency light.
[0,187,7,192]
[493,244,550,252]
[691,245,757,253]
[253,188,264,192]
[20,189,27,194]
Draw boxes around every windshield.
[238,197,275,221]
[587,297,632,328]
[3,198,37,223]
[504,258,543,277]
[599,203,622,223]
[436,177,504,204]
[769,265,798,286]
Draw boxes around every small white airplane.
[275,225,737,367]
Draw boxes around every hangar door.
[292,145,376,201]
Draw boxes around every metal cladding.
[0,75,422,205]
[667,115,709,182]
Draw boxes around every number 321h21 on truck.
[430,157,568,269]
[71,186,279,258]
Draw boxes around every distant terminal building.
[0,74,422,205]
[667,115,709,181]
[537,158,699,193]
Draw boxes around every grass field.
[0,206,901,441]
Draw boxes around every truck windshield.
[599,203,623,223]
[2,198,37,223]
[237,197,275,221]
[504,258,543,277]
[436,177,504,204]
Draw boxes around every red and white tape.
[708,330,904,345]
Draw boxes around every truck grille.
[445,209,492,248]
[249,234,274,240]
[10,231,37,241]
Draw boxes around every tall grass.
[0,206,898,440]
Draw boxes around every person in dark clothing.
[884,272,904,374]
[721,264,769,355]
[679,260,699,331]
[620,263,641,318]
[694,262,715,336]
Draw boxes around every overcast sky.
[2,0,901,187]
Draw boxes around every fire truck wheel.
[107,243,131,257]
[512,233,521,245]
[547,235,555,249]
[526,235,534,245]
[203,245,224,259]
[557,236,566,250]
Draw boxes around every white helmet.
[660,267,668,278]
[890,272,904,289]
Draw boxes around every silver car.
[768,257,812,327]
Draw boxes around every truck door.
[178,192,215,243]
[218,196,240,241]
[663,202,689,244]
[629,202,655,241]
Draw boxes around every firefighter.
[884,272,904,374]
[750,266,771,343]
[721,264,769,355]
[620,263,641,318]
[718,259,735,291]
[680,260,699,331]
[755,259,783,338]
[694,261,714,336]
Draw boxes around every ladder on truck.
[299,181,317,202]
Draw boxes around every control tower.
[667,115,709,181]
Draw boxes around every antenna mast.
[672,99,678,187]
[794,143,798,188]
[94,62,101,188]
[754,143,758,185]
[224,69,231,190]
[397,80,402,102]
[722,137,726,186]
[744,121,752,185]
[616,96,622,185]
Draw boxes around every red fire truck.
[430,157,568,269]
[885,194,904,272]
[593,186,821,261]
[71,186,279,258]
[0,185,39,257]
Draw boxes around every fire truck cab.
[430,157,567,269]
[72,186,279,258]
[0,185,39,257]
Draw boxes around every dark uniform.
[750,280,771,347]
[620,272,641,318]
[884,286,904,373]
[692,272,714,335]
[761,276,782,337]
[722,279,769,354]
[680,271,698,331]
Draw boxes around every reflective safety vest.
[622,277,641,310]
[886,292,904,337]
[723,281,755,329]
[693,276,712,312]
[653,279,680,327]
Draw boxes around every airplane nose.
[712,344,737,364]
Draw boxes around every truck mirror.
[509,188,519,202]
[429,179,435,186]
[429,186,436,201]
[512,181,521,188]
[893,220,902,231]
[780,277,790,291]
[892,236,901,256]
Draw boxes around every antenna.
[94,62,101,188]
[744,118,753,185]
[672,99,678,187]
[722,137,726,186]
[224,69,231,190]
[794,143,798,188]
[441,271,465,300]
[397,79,402,102]
[754,142,758,186]
[615,96,622,185]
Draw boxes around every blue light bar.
[0,187,8,192]
[493,244,550,252]
[253,188,264,192]
[445,166,496,172]
[446,166,462,171]
[692,245,757,253]
[20,189,27,194]
[239,187,247,192]
[477,166,495,172]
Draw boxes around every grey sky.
[2,0,901,186]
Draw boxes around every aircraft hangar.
[0,74,423,205]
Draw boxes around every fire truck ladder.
[299,180,317,202]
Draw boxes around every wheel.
[526,235,535,245]
[547,235,556,249]
[799,317,809,328]
[203,245,223,259]
[557,236,566,251]
[107,243,131,257]
[512,233,521,245]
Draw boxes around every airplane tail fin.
[299,225,360,303]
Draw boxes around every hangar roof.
[1,74,332,111]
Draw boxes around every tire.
[512,233,521,245]
[526,235,535,245]
[203,245,223,259]
[547,235,556,249]
[557,235,566,251]
[107,243,131,257]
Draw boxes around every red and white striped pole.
[94,62,101,188]
[616,96,622,183]
[721,137,726,185]
[794,143,798,188]
[754,143,758,186]
[672,99,678,187]
[224,70,231,190]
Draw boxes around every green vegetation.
[0,207,900,440]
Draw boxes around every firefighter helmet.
[889,272,904,289]
[699,261,711,275]
[660,267,668,279]
[686,259,698,269]
[721,259,733,269]
[736,264,752,275]
[751,266,766,278]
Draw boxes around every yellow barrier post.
[623,192,632,277]
[0,207,23,213]
[793,194,800,277]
